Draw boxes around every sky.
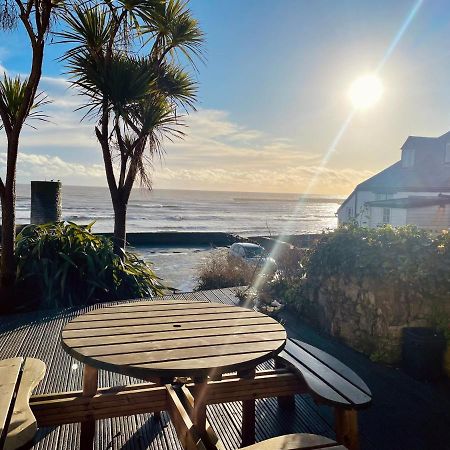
[2,0,450,195]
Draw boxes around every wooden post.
[274,358,295,410]
[238,368,256,448]
[192,378,208,445]
[334,408,360,450]
[80,365,98,449]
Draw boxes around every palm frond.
[156,62,197,109]
[0,74,50,130]
[66,51,157,120]
[57,4,112,61]
[143,0,205,68]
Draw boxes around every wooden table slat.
[76,331,286,358]
[136,352,272,372]
[95,340,285,366]
[62,316,275,339]
[71,305,254,323]
[63,323,284,348]
[64,310,266,331]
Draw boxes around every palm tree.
[59,0,203,255]
[0,0,58,297]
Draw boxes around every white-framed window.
[445,143,450,163]
[382,208,390,224]
[402,148,415,168]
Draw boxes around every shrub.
[15,222,165,308]
[304,224,450,296]
[281,224,450,333]
[195,249,257,291]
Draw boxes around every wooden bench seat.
[276,338,372,408]
[275,339,372,450]
[0,357,46,450]
[241,433,348,450]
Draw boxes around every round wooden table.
[62,299,286,447]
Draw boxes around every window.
[347,207,353,219]
[382,208,390,224]
[445,143,450,163]
[402,148,415,168]
[375,193,394,201]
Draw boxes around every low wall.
[97,231,242,247]
[302,277,450,364]
[248,234,322,251]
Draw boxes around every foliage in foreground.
[15,222,165,309]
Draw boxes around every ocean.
[16,185,343,290]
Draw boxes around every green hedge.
[280,224,450,336]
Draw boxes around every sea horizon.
[17,184,342,237]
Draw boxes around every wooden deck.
[1,288,449,450]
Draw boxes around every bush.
[304,224,450,295]
[15,222,165,308]
[280,224,450,333]
[195,249,257,291]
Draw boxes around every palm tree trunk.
[1,186,15,288]
[113,198,127,256]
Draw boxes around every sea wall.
[249,233,321,249]
[97,231,243,247]
[303,276,450,363]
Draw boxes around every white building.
[337,130,450,231]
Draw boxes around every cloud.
[153,165,374,194]
[0,152,105,185]
[0,74,368,194]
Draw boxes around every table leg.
[238,368,256,447]
[274,358,295,410]
[80,365,98,449]
[334,408,360,450]
[192,377,208,443]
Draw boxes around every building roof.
[366,195,450,209]
[357,130,450,192]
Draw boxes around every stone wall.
[304,276,449,363]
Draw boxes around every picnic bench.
[0,295,372,450]
[0,357,45,450]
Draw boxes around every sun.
[348,74,383,109]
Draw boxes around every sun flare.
[348,75,383,109]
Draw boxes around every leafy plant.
[195,249,257,291]
[15,222,166,308]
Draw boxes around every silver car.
[229,242,275,268]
